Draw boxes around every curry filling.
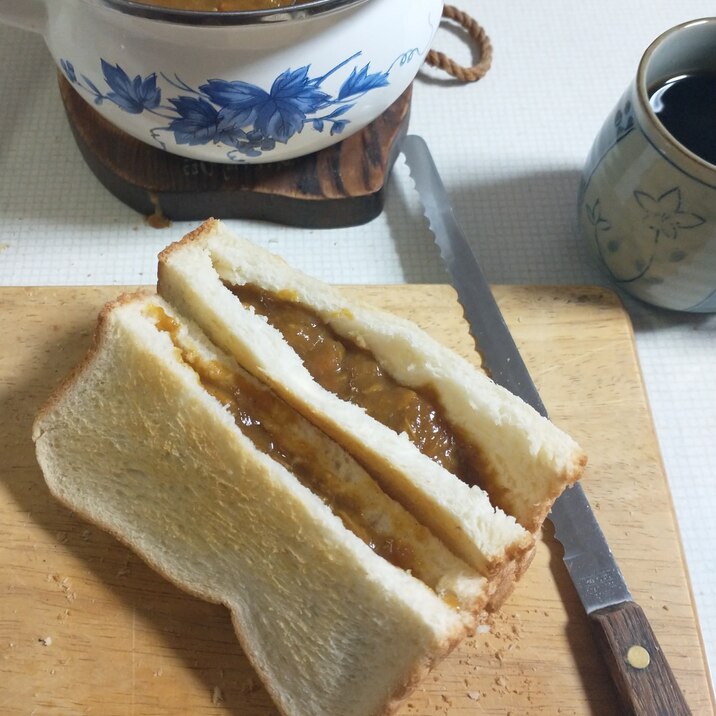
[132,0,309,12]
[228,283,490,492]
[147,305,474,604]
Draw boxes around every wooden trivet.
[58,75,411,228]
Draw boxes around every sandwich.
[33,219,586,716]
[158,220,585,546]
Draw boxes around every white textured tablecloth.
[1,0,714,691]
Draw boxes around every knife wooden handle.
[590,601,691,715]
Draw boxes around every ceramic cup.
[578,18,716,312]
[0,0,443,164]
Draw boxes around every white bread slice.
[33,292,478,716]
[158,220,585,573]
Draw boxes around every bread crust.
[34,289,152,431]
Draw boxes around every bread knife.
[401,134,691,716]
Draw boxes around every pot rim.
[98,0,370,26]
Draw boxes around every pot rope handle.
[425,4,493,82]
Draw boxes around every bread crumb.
[476,624,491,634]
[467,691,481,701]
[51,574,77,602]
[38,636,52,646]
[241,676,261,694]
[211,685,224,705]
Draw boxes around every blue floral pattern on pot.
[60,50,417,161]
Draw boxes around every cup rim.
[636,16,716,172]
[99,0,368,26]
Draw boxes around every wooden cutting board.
[0,284,713,715]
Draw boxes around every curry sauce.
[228,283,489,491]
[131,0,308,11]
[146,305,449,587]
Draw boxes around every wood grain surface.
[0,284,714,715]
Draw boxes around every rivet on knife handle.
[590,601,692,715]
[401,134,691,716]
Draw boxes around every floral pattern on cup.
[585,187,706,285]
[614,98,634,141]
[60,49,417,161]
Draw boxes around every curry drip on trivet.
[228,283,492,494]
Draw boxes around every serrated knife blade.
[401,134,690,716]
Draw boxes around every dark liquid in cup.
[648,72,716,165]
